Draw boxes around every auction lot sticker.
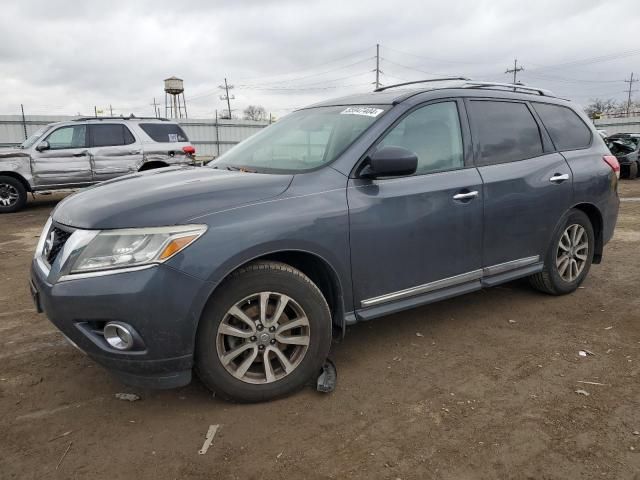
[340,107,384,117]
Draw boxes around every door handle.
[129,150,141,155]
[549,173,569,183]
[73,151,88,157]
[453,191,479,200]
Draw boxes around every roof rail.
[374,77,470,92]
[72,115,170,122]
[462,81,554,96]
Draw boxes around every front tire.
[0,176,27,213]
[195,261,332,402]
[530,210,594,295]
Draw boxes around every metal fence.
[594,115,640,135]
[0,115,269,159]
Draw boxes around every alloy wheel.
[555,224,588,282]
[0,183,19,207]
[216,292,311,384]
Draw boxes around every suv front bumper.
[31,259,209,389]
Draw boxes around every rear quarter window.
[139,123,189,143]
[532,103,592,151]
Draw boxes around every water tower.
[164,76,188,118]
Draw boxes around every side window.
[532,103,592,150]
[91,124,136,147]
[378,101,464,175]
[45,125,87,150]
[468,101,543,165]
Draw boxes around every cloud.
[1,0,639,117]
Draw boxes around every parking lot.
[0,181,638,479]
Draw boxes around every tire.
[627,161,638,180]
[195,261,332,402]
[529,209,595,295]
[0,175,27,213]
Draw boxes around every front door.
[465,99,573,268]
[31,124,93,188]
[348,100,483,313]
[88,123,142,181]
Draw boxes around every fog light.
[104,322,134,351]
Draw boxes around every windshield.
[212,105,388,173]
[20,127,47,149]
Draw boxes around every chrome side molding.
[361,255,540,308]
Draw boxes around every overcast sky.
[1,0,639,119]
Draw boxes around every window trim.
[42,124,88,151]
[352,98,472,179]
[465,98,548,167]
[531,102,594,152]
[88,123,137,148]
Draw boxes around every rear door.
[31,124,92,187]
[88,123,142,181]
[466,99,573,271]
[348,100,484,313]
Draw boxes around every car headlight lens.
[70,224,207,273]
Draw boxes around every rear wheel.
[530,210,594,295]
[626,161,638,179]
[0,176,27,213]
[195,261,332,402]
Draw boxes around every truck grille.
[44,226,72,265]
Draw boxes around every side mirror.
[36,141,50,152]
[360,145,418,178]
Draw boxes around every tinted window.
[91,124,136,147]
[139,123,188,143]
[378,101,464,175]
[45,125,87,150]
[532,103,592,150]
[468,101,543,165]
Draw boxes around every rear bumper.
[31,260,209,389]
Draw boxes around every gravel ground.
[0,182,639,480]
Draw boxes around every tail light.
[182,145,196,156]
[603,155,620,179]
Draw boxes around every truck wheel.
[195,261,332,402]
[529,209,594,295]
[0,176,27,213]
[626,162,638,179]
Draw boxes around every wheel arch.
[0,171,32,192]
[197,249,348,339]
[571,202,603,264]
[138,161,169,171]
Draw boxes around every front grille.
[45,226,72,265]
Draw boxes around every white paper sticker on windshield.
[340,107,384,117]
[168,133,178,142]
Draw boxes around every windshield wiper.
[226,165,257,173]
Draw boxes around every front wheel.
[195,261,332,402]
[529,210,595,295]
[0,176,27,213]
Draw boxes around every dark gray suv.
[30,80,620,402]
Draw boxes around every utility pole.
[109,104,113,116]
[151,97,160,118]
[219,78,234,119]
[94,106,98,118]
[372,43,382,90]
[624,72,637,116]
[505,58,524,88]
[20,104,27,140]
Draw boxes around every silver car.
[0,117,196,213]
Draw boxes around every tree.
[243,105,266,121]
[584,98,618,119]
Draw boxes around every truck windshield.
[212,105,388,173]
[20,127,47,149]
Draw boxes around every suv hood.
[52,166,293,229]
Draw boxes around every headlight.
[69,224,207,274]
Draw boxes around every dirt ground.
[1,182,639,480]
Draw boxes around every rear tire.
[626,161,638,179]
[529,210,594,295]
[195,261,332,403]
[0,176,27,213]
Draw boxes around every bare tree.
[584,98,618,119]
[243,105,267,121]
